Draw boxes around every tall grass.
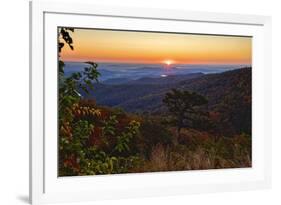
[131,133,251,173]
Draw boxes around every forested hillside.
[83,68,251,137]
[86,68,250,111]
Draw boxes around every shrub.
[138,118,173,158]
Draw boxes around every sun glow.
[61,29,252,65]
[164,60,173,66]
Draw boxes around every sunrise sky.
[60,28,252,65]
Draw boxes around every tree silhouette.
[163,89,208,143]
[58,27,74,53]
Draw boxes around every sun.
[164,60,173,66]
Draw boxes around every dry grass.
[132,134,251,173]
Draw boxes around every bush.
[59,100,143,176]
[138,118,173,158]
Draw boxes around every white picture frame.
[30,0,272,204]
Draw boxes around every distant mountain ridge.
[64,61,248,82]
[82,67,251,115]
[103,73,204,85]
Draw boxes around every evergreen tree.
[163,89,208,143]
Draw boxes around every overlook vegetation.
[58,28,252,176]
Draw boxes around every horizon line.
[61,60,252,66]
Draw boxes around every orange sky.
[60,28,252,65]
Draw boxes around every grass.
[130,130,251,173]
